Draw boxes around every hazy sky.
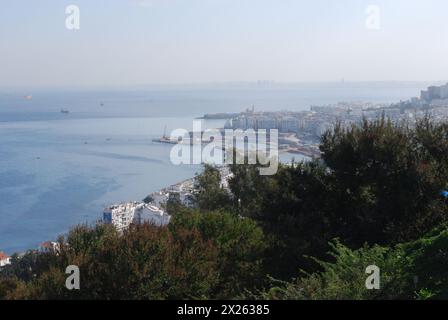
[1,0,447,87]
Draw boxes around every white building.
[257,117,277,130]
[0,252,11,267]
[134,205,171,226]
[103,202,140,232]
[104,201,171,232]
[421,84,448,101]
[279,117,299,133]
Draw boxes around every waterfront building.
[279,117,299,133]
[246,117,257,129]
[134,204,171,226]
[257,117,277,130]
[103,201,171,232]
[103,202,144,232]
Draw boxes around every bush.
[250,224,448,300]
[0,209,266,300]
[170,208,267,298]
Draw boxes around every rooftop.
[0,251,10,260]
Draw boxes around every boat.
[152,136,179,144]
[60,109,70,114]
[152,125,179,144]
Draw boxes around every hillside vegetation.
[1,116,448,300]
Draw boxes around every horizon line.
[1,80,447,91]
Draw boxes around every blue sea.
[0,83,429,254]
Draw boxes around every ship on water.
[60,109,70,114]
[152,125,178,144]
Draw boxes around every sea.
[0,82,430,254]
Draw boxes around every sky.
[0,0,447,88]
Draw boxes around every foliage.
[194,164,232,212]
[227,117,448,280]
[170,208,267,297]
[248,225,448,300]
[0,210,265,300]
[320,117,448,245]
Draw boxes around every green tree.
[170,208,267,298]
[228,116,448,280]
[320,117,448,245]
[194,164,232,211]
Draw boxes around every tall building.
[420,84,448,101]
[428,86,441,100]
[440,83,448,99]
[257,117,277,130]
[421,90,430,101]
[279,117,299,133]
[103,202,170,232]
[103,202,141,232]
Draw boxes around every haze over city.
[1,0,448,88]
